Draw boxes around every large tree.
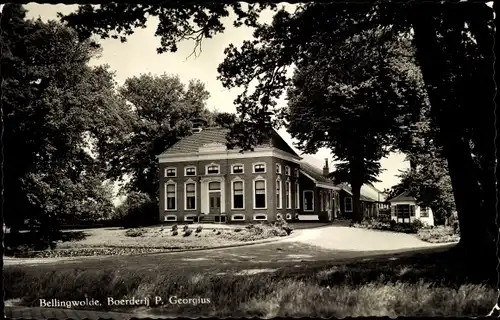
[59,2,496,262]
[1,5,127,234]
[106,74,212,202]
[285,31,424,222]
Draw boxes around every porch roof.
[387,190,416,202]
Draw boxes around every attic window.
[285,166,291,176]
[165,168,176,177]
[206,165,220,175]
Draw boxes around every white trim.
[253,162,267,173]
[205,162,220,175]
[316,183,338,190]
[303,190,314,212]
[231,177,245,210]
[298,214,319,221]
[253,213,268,221]
[184,214,197,222]
[295,181,300,209]
[164,215,177,222]
[159,148,302,164]
[344,196,353,212]
[286,180,292,209]
[231,163,245,174]
[286,213,293,220]
[165,180,177,211]
[184,179,197,211]
[276,177,282,209]
[285,165,291,176]
[164,167,177,177]
[231,213,246,221]
[184,166,197,176]
[300,170,316,183]
[253,176,267,209]
[276,163,282,174]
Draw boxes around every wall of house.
[159,156,303,223]
[272,158,301,221]
[389,200,434,226]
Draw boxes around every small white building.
[388,191,434,226]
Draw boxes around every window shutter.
[410,205,415,216]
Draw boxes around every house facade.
[157,125,339,223]
[336,183,390,219]
[388,191,434,226]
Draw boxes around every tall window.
[254,180,266,208]
[304,190,314,211]
[166,183,176,210]
[320,191,324,211]
[420,207,429,217]
[344,197,353,212]
[254,163,266,173]
[232,164,244,174]
[286,181,291,209]
[325,192,330,210]
[185,167,196,176]
[232,181,244,209]
[295,182,300,209]
[185,183,196,210]
[276,179,282,209]
[165,168,176,177]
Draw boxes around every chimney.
[323,158,329,177]
[191,117,206,133]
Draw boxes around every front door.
[209,192,221,214]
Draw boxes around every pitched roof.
[388,190,416,202]
[300,161,334,185]
[158,127,300,157]
[337,183,379,202]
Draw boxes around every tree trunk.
[411,6,495,262]
[351,182,363,223]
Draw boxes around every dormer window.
[285,166,291,176]
[276,163,282,174]
[165,167,177,177]
[232,164,244,174]
[253,163,266,173]
[185,166,196,176]
[206,164,220,175]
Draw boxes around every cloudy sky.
[24,3,409,191]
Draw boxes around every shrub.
[118,192,159,228]
[245,224,255,229]
[389,220,397,229]
[182,225,189,232]
[216,231,221,235]
[172,230,178,236]
[195,226,203,233]
[234,228,242,232]
[125,228,146,237]
[171,224,178,231]
[183,229,193,237]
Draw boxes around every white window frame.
[303,190,314,212]
[285,166,291,176]
[184,179,197,211]
[184,166,196,176]
[276,213,283,220]
[286,213,293,220]
[231,163,244,174]
[253,162,267,173]
[164,215,177,222]
[276,178,282,209]
[231,178,245,210]
[276,163,282,174]
[286,180,291,209]
[164,167,177,177]
[253,213,268,221]
[231,214,246,221]
[205,163,220,175]
[295,182,300,209]
[184,214,197,222]
[344,197,353,212]
[253,176,267,209]
[165,180,177,211]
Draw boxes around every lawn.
[6,223,292,258]
[4,246,496,317]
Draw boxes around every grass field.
[4,247,495,317]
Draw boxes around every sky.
[24,3,409,191]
